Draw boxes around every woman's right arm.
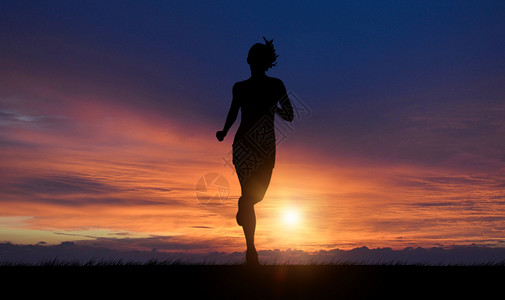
[216,83,240,141]
[275,81,294,122]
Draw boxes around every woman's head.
[247,37,279,72]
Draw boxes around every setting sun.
[283,209,300,227]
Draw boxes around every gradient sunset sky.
[1,1,505,254]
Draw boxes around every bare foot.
[246,248,259,266]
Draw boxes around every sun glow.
[283,208,300,227]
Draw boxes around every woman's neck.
[249,65,266,78]
[250,70,266,78]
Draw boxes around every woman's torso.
[233,76,284,168]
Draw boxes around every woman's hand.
[216,130,226,141]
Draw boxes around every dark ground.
[2,264,502,299]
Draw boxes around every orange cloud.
[2,78,505,252]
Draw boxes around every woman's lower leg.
[243,205,256,251]
[241,204,259,265]
[238,198,256,249]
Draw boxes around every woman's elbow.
[284,114,294,122]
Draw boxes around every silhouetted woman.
[216,37,293,265]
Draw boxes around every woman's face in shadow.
[247,44,269,71]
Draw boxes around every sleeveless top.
[232,76,287,174]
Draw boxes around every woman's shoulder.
[233,79,249,91]
[234,76,284,84]
[233,76,285,91]
[265,75,283,83]
[266,76,286,89]
[267,75,282,81]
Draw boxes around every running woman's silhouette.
[216,37,294,265]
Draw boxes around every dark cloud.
[0,107,73,133]
[389,174,505,191]
[0,110,20,123]
[0,136,40,149]
[78,235,241,253]
[11,175,118,195]
[0,174,170,207]
[410,201,475,208]
[129,187,172,192]
[3,242,505,265]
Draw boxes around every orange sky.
[1,85,505,253]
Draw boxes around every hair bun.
[262,36,279,69]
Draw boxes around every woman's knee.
[238,196,255,208]
[241,192,266,206]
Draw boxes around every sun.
[283,208,300,226]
